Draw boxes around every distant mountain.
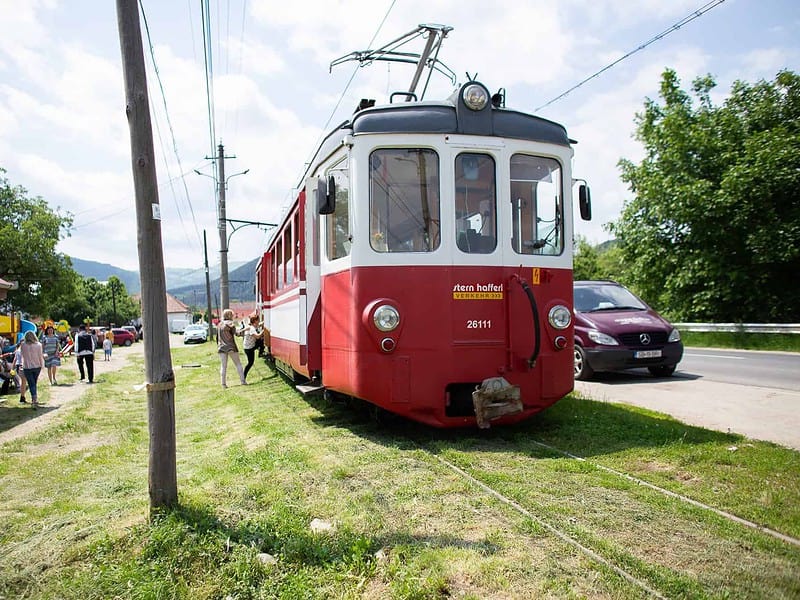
[69,257,141,293]
[168,258,257,308]
[165,261,246,289]
[69,257,248,299]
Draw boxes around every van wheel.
[124,339,132,347]
[574,345,594,380]
[648,365,676,377]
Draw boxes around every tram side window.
[293,212,301,279]
[455,153,496,254]
[510,155,563,256]
[275,237,284,290]
[325,158,350,260]
[284,227,293,284]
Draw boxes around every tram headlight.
[373,304,400,332]
[548,305,572,330]
[462,84,489,111]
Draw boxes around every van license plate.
[635,350,662,359]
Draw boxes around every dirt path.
[0,342,144,445]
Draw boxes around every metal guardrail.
[674,323,800,334]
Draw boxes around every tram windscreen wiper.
[587,305,644,312]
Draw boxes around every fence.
[674,323,800,334]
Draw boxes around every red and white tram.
[256,27,591,428]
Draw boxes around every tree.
[80,276,139,326]
[0,169,78,318]
[573,237,626,282]
[609,70,800,321]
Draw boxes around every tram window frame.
[284,226,293,285]
[275,236,284,290]
[369,147,441,253]
[510,154,564,256]
[455,153,497,254]
[293,211,301,280]
[325,157,351,261]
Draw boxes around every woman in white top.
[20,330,45,409]
[241,315,263,382]
[217,308,246,389]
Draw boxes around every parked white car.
[183,324,208,344]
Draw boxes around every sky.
[1,0,798,273]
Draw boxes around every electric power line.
[201,0,218,162]
[294,0,397,188]
[139,0,204,251]
[535,0,728,111]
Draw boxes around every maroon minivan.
[573,280,683,380]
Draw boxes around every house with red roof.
[132,292,194,332]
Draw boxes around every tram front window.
[369,148,441,253]
[455,153,496,254]
[510,155,563,255]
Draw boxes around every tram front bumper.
[472,377,523,429]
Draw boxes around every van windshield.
[574,284,647,313]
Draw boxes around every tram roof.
[301,81,574,187]
[350,101,571,146]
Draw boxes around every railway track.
[406,432,800,599]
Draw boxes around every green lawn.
[1,344,798,599]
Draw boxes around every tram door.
[303,179,322,373]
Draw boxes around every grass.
[1,344,799,599]
[682,331,800,352]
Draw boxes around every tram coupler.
[472,377,522,429]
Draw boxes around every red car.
[108,328,136,346]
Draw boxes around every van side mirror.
[317,175,336,215]
[578,184,592,221]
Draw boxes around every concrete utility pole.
[216,143,230,309]
[197,146,247,310]
[116,0,177,513]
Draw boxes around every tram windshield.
[369,148,441,252]
[455,153,497,254]
[510,155,563,255]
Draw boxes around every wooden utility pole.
[116,0,177,512]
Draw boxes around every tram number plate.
[634,350,662,359]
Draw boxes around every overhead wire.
[535,0,728,111]
[186,0,197,61]
[139,0,204,253]
[232,0,247,139]
[200,0,218,162]
[294,0,397,188]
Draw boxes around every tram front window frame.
[368,148,441,253]
[325,157,351,261]
[510,154,564,256]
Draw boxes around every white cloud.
[1,0,797,271]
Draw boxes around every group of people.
[0,323,100,409]
[216,310,266,389]
[2,312,266,405]
[1,325,65,409]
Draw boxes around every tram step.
[296,383,325,396]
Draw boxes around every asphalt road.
[574,348,800,451]
[680,348,800,391]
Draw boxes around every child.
[14,345,26,403]
[102,336,112,361]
